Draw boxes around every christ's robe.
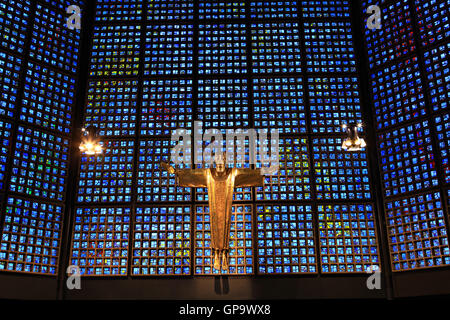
[176,168,264,251]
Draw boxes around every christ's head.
[214,152,226,173]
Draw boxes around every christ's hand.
[160,161,176,174]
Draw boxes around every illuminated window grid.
[194,204,253,275]
[304,21,356,73]
[0,50,22,118]
[42,0,85,11]
[144,24,194,76]
[253,77,306,135]
[0,196,62,275]
[371,56,427,130]
[301,1,350,18]
[197,78,249,130]
[199,1,245,19]
[0,119,12,191]
[136,139,191,202]
[250,1,298,19]
[20,62,75,136]
[70,206,130,276]
[308,77,363,134]
[251,22,302,75]
[386,192,450,271]
[77,140,134,203]
[318,204,380,273]
[141,79,193,137]
[256,137,311,201]
[10,126,69,202]
[198,24,247,75]
[313,137,371,201]
[256,204,317,274]
[147,0,194,21]
[85,80,138,137]
[423,42,450,113]
[363,0,415,70]
[89,25,141,77]
[30,4,81,74]
[435,114,450,184]
[95,0,143,22]
[132,205,191,276]
[378,121,439,198]
[0,0,31,53]
[415,0,450,47]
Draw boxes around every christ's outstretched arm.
[160,162,208,188]
[234,168,264,187]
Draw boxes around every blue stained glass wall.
[362,0,450,272]
[69,0,378,277]
[0,0,84,276]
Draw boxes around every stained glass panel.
[85,80,138,137]
[313,137,371,200]
[253,77,306,135]
[77,140,134,203]
[414,0,450,47]
[0,0,31,53]
[132,205,191,276]
[0,119,12,191]
[144,24,194,76]
[95,0,143,22]
[250,1,298,19]
[256,204,316,274]
[30,3,81,74]
[256,137,311,201]
[0,50,22,118]
[197,78,249,130]
[378,121,438,197]
[423,42,450,113]
[90,25,141,77]
[251,22,302,74]
[0,196,63,275]
[301,1,350,18]
[195,204,253,275]
[304,21,356,73]
[199,1,245,19]
[141,79,193,136]
[318,204,380,273]
[42,0,85,11]
[198,24,247,75]
[70,206,130,276]
[21,62,75,135]
[370,56,426,130]
[136,139,191,202]
[385,192,450,271]
[435,113,450,184]
[10,126,69,202]
[147,0,194,21]
[309,77,363,134]
[363,0,415,70]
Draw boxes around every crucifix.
[161,153,264,271]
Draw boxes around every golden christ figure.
[161,153,264,271]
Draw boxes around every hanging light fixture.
[79,126,103,155]
[341,123,367,151]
